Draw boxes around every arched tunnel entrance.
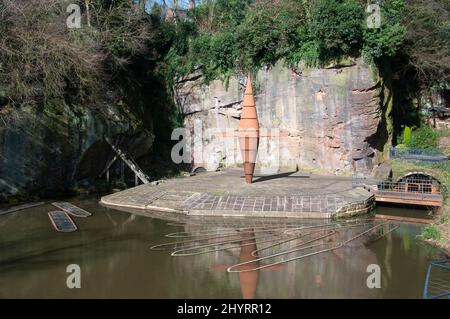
[372,172,446,224]
[395,173,443,195]
[375,172,445,208]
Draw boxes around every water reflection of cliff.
[171,222,384,299]
[1,203,445,298]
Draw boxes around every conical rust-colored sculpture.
[239,75,260,184]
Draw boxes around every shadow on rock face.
[73,131,154,182]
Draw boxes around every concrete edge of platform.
[100,197,147,210]
[146,205,188,214]
[100,197,333,218]
[100,188,376,220]
[334,195,376,219]
[187,210,332,219]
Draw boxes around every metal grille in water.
[423,260,450,299]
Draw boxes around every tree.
[402,0,450,88]
[0,0,154,107]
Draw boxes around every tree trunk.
[84,0,91,27]
[189,0,196,10]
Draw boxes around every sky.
[145,0,201,10]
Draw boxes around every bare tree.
[0,0,154,107]
[85,0,91,27]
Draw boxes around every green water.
[0,199,446,298]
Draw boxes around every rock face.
[175,59,392,175]
[0,102,153,200]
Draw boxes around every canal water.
[0,198,446,298]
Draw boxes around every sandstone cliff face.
[176,59,392,175]
[0,102,153,200]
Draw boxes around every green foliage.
[422,224,441,240]
[207,0,252,30]
[165,0,409,84]
[310,0,364,62]
[401,0,450,87]
[406,126,439,149]
[441,212,449,224]
[402,126,412,145]
[362,0,406,62]
[234,7,282,71]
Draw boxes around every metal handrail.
[376,181,443,196]
[423,260,450,299]
[390,147,448,161]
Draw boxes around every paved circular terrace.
[100,169,375,219]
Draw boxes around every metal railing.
[390,147,448,162]
[374,180,443,201]
[423,260,450,299]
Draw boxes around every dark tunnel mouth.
[395,172,444,194]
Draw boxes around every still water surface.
[0,199,446,298]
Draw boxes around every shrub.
[166,0,410,83]
[310,0,364,62]
[406,126,439,149]
[402,126,412,145]
[362,0,406,62]
[422,224,441,240]
[0,0,153,108]
[441,212,449,224]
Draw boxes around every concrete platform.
[100,169,375,219]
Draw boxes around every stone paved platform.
[101,169,375,219]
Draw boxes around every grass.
[422,224,441,241]
[437,129,450,156]
[438,129,450,138]
[441,211,449,224]
[420,203,450,253]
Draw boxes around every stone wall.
[0,102,153,200]
[176,58,393,175]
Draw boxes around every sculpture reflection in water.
[150,220,399,298]
[214,229,284,299]
[236,230,260,299]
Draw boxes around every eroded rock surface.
[176,59,392,175]
[0,103,153,199]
